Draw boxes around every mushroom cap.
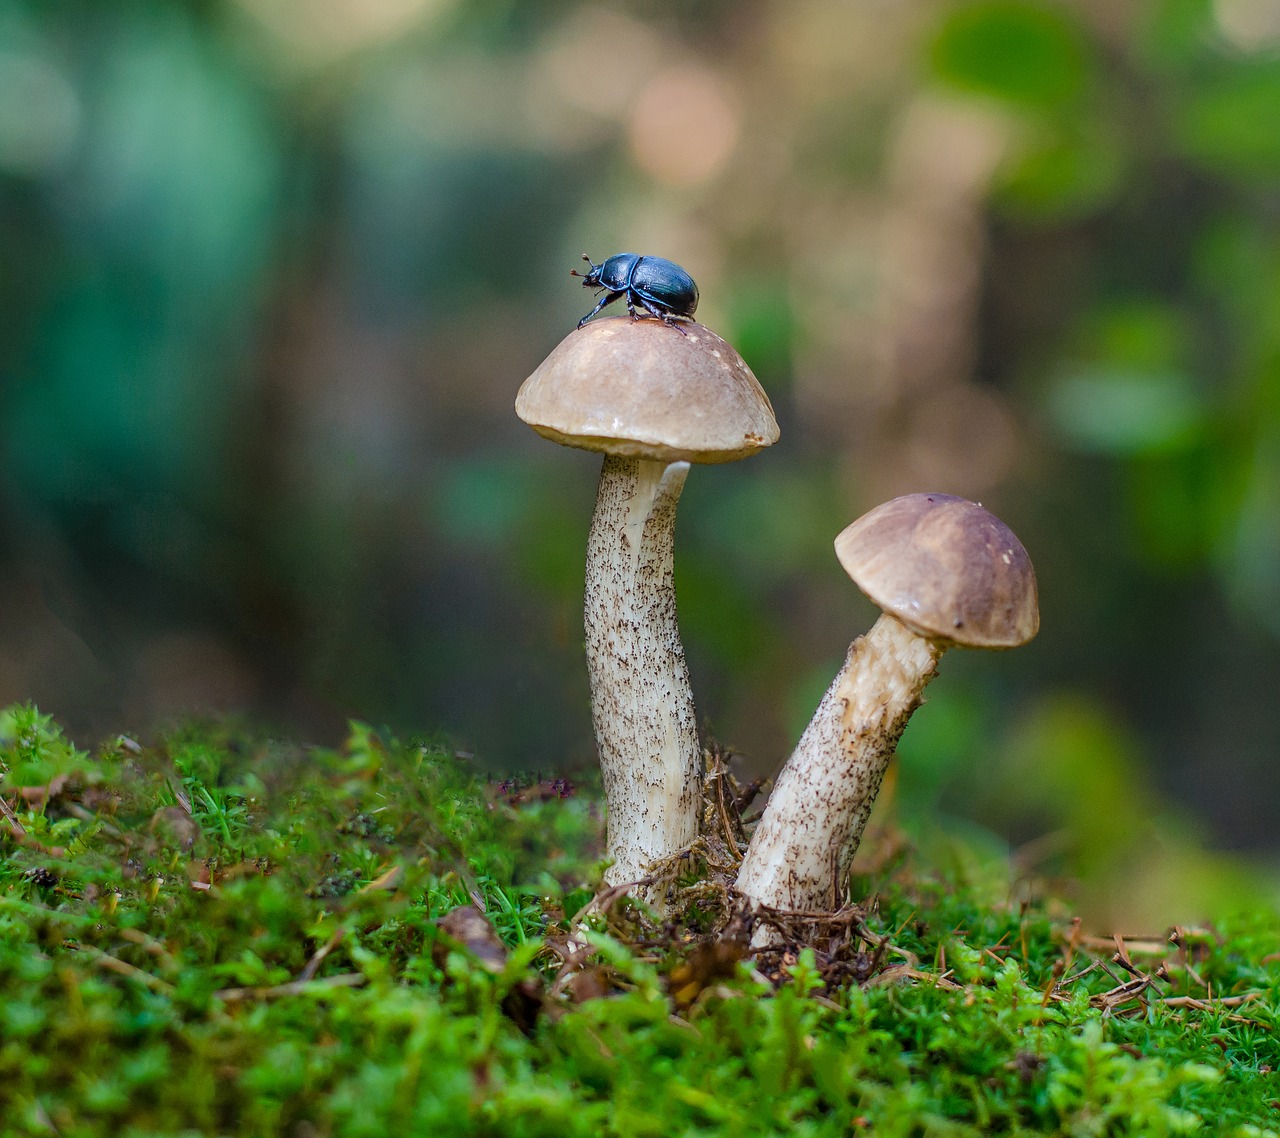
[835,493,1039,648]
[516,316,779,464]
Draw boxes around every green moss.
[0,704,1276,1137]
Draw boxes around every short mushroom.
[516,315,778,896]
[734,493,1038,916]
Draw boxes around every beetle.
[571,253,699,332]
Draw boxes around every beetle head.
[570,253,602,287]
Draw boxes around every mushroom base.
[735,613,942,914]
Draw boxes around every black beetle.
[571,253,699,332]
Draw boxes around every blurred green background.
[2,0,1278,924]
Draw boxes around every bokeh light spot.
[232,0,453,66]
[628,65,739,188]
[0,51,80,174]
[1214,0,1280,52]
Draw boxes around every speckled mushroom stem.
[585,453,700,891]
[735,613,942,914]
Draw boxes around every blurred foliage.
[1,0,1279,922]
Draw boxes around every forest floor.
[1,703,1278,1137]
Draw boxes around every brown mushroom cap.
[515,316,779,464]
[835,493,1039,649]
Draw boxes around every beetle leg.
[636,293,689,335]
[577,290,622,329]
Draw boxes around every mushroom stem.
[735,613,942,913]
[585,453,700,890]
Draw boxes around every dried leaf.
[435,905,508,973]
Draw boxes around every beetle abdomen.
[632,257,699,316]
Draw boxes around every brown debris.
[435,905,509,974]
[150,805,200,850]
[15,774,75,805]
[0,792,27,839]
[434,904,544,1034]
[1032,926,1270,1025]
[667,939,747,1011]
[358,864,404,894]
[492,777,576,806]
[216,973,367,1003]
[298,927,346,983]
[748,903,897,990]
[80,945,175,996]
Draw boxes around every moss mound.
[1,704,1277,1136]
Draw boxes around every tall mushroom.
[516,316,778,893]
[735,493,1038,915]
